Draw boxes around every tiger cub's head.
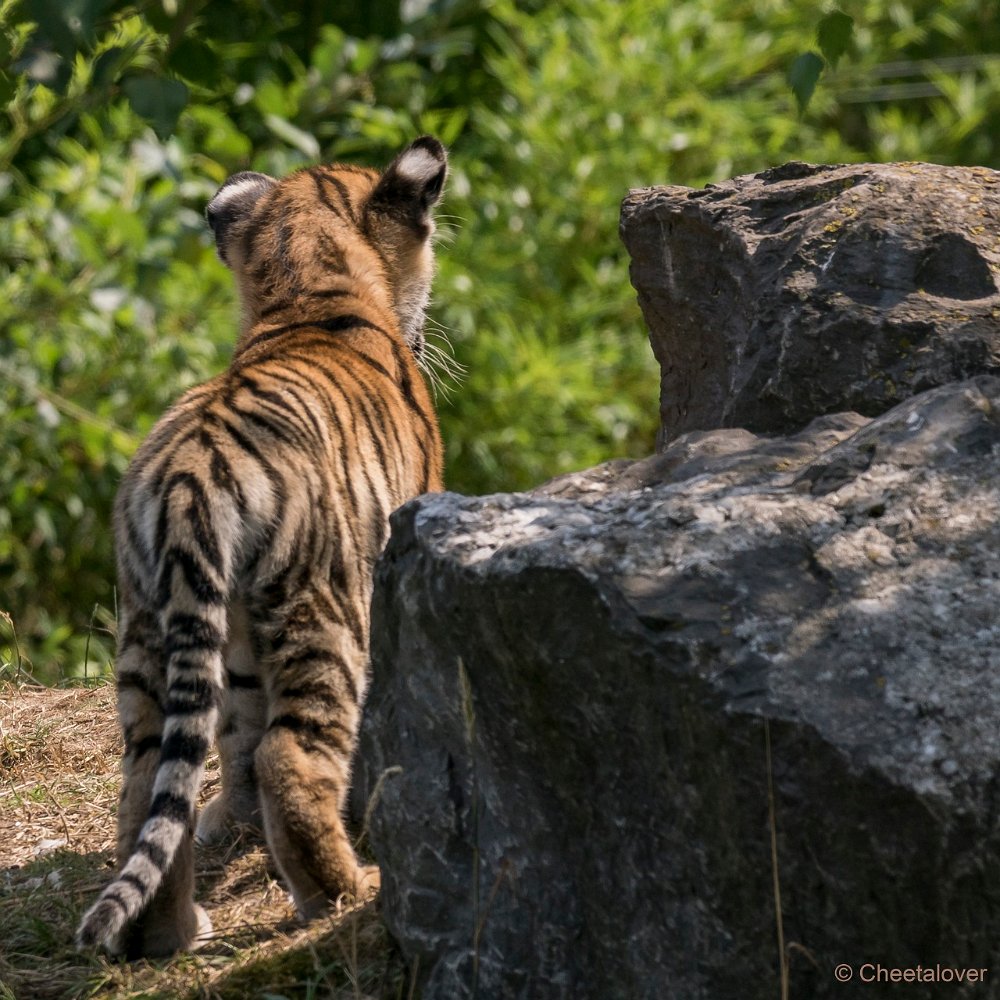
[205,136,448,354]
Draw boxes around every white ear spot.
[209,176,272,214]
[395,146,443,184]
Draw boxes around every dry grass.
[0,684,409,1000]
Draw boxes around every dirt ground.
[0,684,408,1000]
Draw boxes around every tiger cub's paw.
[352,864,381,900]
[194,794,231,846]
[191,904,214,951]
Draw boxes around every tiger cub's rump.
[76,137,448,958]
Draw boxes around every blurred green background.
[2,0,999,682]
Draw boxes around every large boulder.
[620,162,1000,447]
[357,375,1000,999]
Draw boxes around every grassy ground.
[0,684,411,999]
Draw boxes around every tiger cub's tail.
[76,478,235,953]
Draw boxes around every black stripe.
[250,370,327,445]
[142,394,211,461]
[226,669,260,689]
[160,730,209,765]
[170,676,219,696]
[117,671,162,707]
[157,546,224,606]
[332,380,385,542]
[325,173,358,223]
[332,357,409,491]
[269,712,352,739]
[361,218,394,279]
[148,424,201,497]
[280,339,402,420]
[321,380,366,558]
[164,697,216,717]
[347,370,390,471]
[260,298,293,319]
[273,377,328,444]
[117,605,161,652]
[250,257,271,284]
[209,446,248,514]
[363,362,407,460]
[237,371,305,423]
[100,889,130,914]
[263,356,374,563]
[176,476,223,570]
[208,412,288,526]
[185,512,222,576]
[165,677,220,715]
[237,373,324,447]
[234,402,302,447]
[254,337,397,392]
[164,612,223,654]
[138,838,168,870]
[277,645,328,669]
[168,654,212,672]
[345,391,391,534]
[316,228,347,272]
[312,580,364,647]
[235,313,381,359]
[280,680,343,703]
[312,171,346,219]
[415,430,431,493]
[337,341,396,382]
[119,871,150,895]
[268,713,351,754]
[389,336,436,436]
[280,647,359,704]
[313,356,388,537]
[148,791,192,823]
[287,377,362,537]
[128,734,162,760]
[329,546,348,593]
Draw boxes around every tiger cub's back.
[77,137,448,958]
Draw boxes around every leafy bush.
[3,0,1000,680]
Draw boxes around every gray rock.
[357,375,1000,1000]
[619,162,1000,447]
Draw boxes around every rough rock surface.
[357,376,1000,1000]
[620,162,1000,447]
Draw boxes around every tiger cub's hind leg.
[196,600,266,847]
[252,586,379,918]
[112,609,211,958]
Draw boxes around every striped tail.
[76,604,226,952]
[77,491,232,953]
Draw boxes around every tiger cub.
[76,136,447,958]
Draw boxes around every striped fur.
[76,137,447,958]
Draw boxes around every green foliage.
[818,11,854,68]
[0,110,230,680]
[789,11,854,114]
[3,0,1000,680]
[790,51,826,114]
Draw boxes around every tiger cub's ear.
[366,136,448,235]
[205,171,278,267]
